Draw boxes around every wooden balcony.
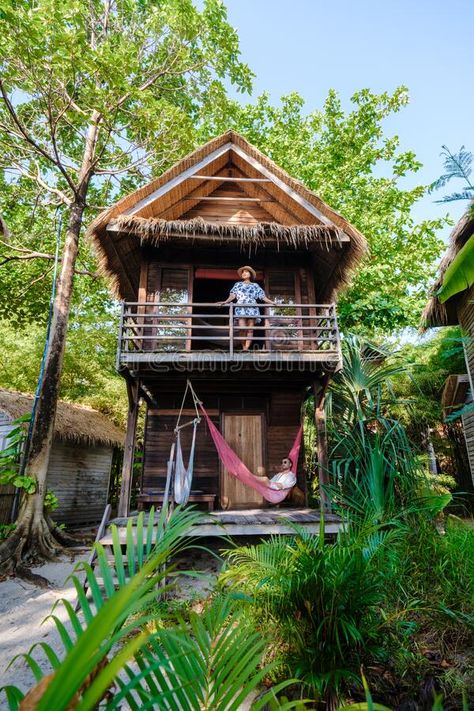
[117,301,342,374]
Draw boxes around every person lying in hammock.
[258,457,297,490]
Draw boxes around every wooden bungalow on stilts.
[87,131,367,535]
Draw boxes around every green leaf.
[437,234,474,303]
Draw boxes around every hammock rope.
[199,403,302,505]
[167,380,201,507]
[166,381,303,507]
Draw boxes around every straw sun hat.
[237,265,256,280]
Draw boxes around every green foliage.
[117,598,304,711]
[0,414,59,507]
[0,415,35,493]
[326,336,430,522]
[201,88,447,333]
[437,234,474,303]
[390,328,466,432]
[44,490,59,512]
[220,522,399,707]
[0,523,15,542]
[1,506,304,710]
[394,516,474,619]
[0,0,253,324]
[431,145,474,204]
[0,318,127,425]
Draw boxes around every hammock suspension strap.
[164,380,202,507]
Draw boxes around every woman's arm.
[261,295,276,306]
[216,293,236,307]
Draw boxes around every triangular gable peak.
[87,131,367,300]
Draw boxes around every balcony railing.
[118,302,341,364]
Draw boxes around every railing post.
[185,301,192,352]
[116,301,125,371]
[229,303,234,357]
[332,303,342,365]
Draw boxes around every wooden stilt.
[313,379,332,513]
[118,379,140,518]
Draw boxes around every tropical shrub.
[220,522,401,711]
[326,335,452,524]
[0,506,305,711]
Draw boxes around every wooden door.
[221,414,265,509]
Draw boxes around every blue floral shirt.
[230,281,265,321]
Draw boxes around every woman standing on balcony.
[216,266,275,351]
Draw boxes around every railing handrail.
[123,301,337,308]
[117,300,341,361]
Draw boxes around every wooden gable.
[88,131,367,301]
[118,140,322,226]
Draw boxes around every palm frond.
[2,506,307,711]
[434,187,474,203]
[107,598,304,711]
[1,506,203,710]
[430,145,473,192]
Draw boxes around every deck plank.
[101,507,342,543]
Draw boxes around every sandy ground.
[0,550,90,707]
[0,544,224,709]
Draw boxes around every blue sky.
[223,0,473,238]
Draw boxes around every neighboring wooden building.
[0,390,125,526]
[88,131,368,515]
[423,208,474,483]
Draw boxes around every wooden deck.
[103,508,341,543]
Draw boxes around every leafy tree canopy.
[200,88,448,333]
[0,310,126,424]
[390,328,466,432]
[0,0,253,324]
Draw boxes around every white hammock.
[173,421,198,506]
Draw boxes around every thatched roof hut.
[0,389,124,448]
[87,130,367,303]
[0,390,125,526]
[422,206,474,327]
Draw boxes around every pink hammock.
[199,405,303,504]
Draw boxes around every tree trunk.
[0,103,101,576]
[0,202,86,574]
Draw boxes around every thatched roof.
[87,131,368,302]
[422,206,474,328]
[0,389,125,448]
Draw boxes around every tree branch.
[0,80,79,198]
[8,160,72,206]
[0,243,100,278]
[94,150,152,175]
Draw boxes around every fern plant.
[1,506,306,710]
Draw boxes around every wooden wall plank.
[47,442,112,526]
